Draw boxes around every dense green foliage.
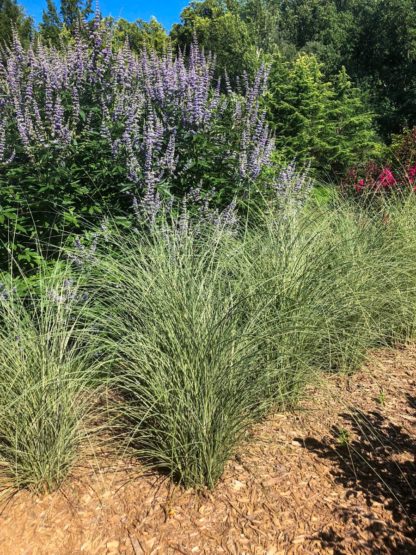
[42,0,91,31]
[171,2,259,80]
[5,0,416,180]
[171,1,384,173]
[111,17,170,53]
[39,0,63,45]
[0,132,127,266]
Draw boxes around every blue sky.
[21,1,188,30]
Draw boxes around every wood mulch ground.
[0,345,415,554]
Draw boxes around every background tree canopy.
[170,0,416,139]
[1,0,415,178]
[0,0,33,46]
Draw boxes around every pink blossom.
[377,168,396,189]
[354,178,365,192]
[407,164,416,184]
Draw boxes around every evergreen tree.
[0,0,33,47]
[60,0,92,30]
[266,54,379,174]
[40,0,62,46]
[330,67,381,173]
[267,54,337,168]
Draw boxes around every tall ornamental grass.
[94,225,278,488]
[92,190,416,488]
[239,195,416,382]
[0,262,106,495]
[1,185,416,491]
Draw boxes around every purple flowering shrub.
[0,14,274,268]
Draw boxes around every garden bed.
[0,345,414,555]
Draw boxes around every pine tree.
[267,54,338,169]
[329,66,381,173]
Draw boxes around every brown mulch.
[0,345,415,555]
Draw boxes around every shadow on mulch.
[297,394,416,555]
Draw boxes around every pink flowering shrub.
[347,163,416,194]
[344,127,416,195]
[408,164,416,184]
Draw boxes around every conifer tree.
[0,0,33,47]
[266,54,379,174]
[40,0,62,46]
[267,54,337,168]
[329,66,381,173]
[60,0,92,30]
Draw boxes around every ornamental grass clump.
[94,223,278,489]
[92,184,416,489]
[2,164,416,492]
[0,262,106,495]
